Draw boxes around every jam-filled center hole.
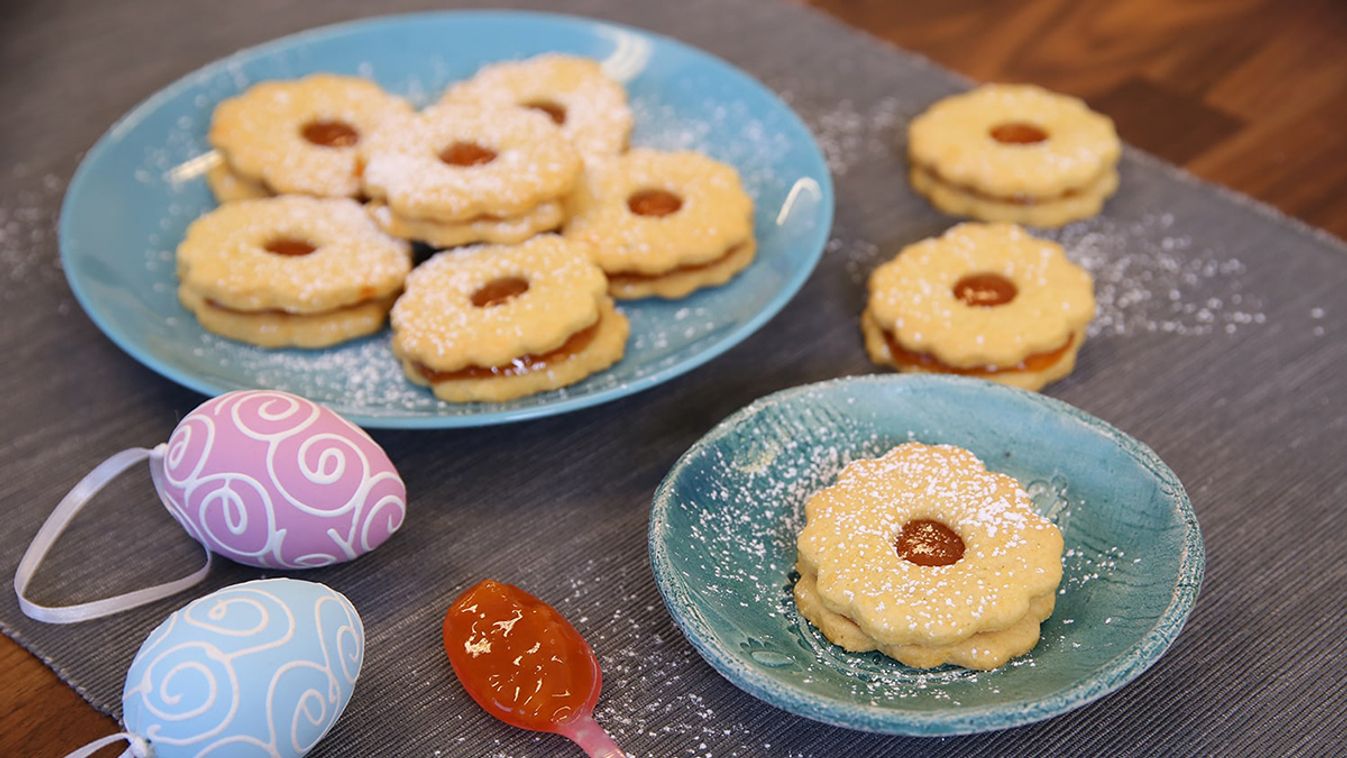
[990,121,1049,145]
[896,519,965,566]
[262,237,318,257]
[523,100,567,125]
[301,120,360,148]
[440,142,498,167]
[471,276,530,308]
[628,189,683,217]
[953,272,1018,307]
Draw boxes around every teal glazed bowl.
[58,11,832,428]
[649,375,1203,735]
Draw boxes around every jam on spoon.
[443,579,625,757]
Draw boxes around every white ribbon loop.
[65,732,149,758]
[14,445,212,624]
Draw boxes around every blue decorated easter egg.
[122,578,363,757]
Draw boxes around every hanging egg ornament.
[15,389,407,625]
[156,389,407,568]
[115,578,363,758]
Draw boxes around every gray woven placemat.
[2,0,1345,755]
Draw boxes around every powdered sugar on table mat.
[0,173,67,309]
[830,212,1270,340]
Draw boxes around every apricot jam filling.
[524,100,567,125]
[301,120,360,148]
[471,277,530,308]
[627,189,683,217]
[262,237,318,257]
[953,273,1017,307]
[896,519,965,566]
[416,318,601,382]
[440,142,498,167]
[989,122,1049,145]
[882,328,1075,376]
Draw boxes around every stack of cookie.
[908,84,1121,228]
[565,148,756,300]
[176,196,411,349]
[390,235,629,403]
[361,102,584,248]
[794,442,1065,670]
[862,223,1096,392]
[207,74,413,202]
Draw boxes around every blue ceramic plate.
[649,375,1203,735]
[59,11,832,428]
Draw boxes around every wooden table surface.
[4,0,1345,755]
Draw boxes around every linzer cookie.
[361,103,581,247]
[565,149,755,300]
[862,223,1095,391]
[794,442,1064,670]
[908,84,1121,227]
[390,235,629,402]
[441,54,633,158]
[204,159,270,203]
[208,74,413,201]
[176,196,412,348]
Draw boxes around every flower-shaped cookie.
[565,149,755,299]
[863,223,1095,391]
[441,54,633,157]
[908,84,1121,227]
[794,443,1064,668]
[390,235,628,402]
[176,196,411,348]
[361,103,581,225]
[209,74,413,199]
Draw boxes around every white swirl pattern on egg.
[122,579,363,758]
[156,390,406,568]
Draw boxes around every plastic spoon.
[442,579,624,757]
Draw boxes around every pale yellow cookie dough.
[390,235,609,372]
[794,567,1056,670]
[178,286,395,349]
[441,54,633,157]
[209,74,413,198]
[368,201,565,248]
[361,102,581,224]
[910,166,1119,228]
[176,196,411,314]
[398,298,629,403]
[205,159,272,203]
[908,83,1120,200]
[867,223,1095,371]
[565,149,754,278]
[607,238,756,300]
[796,443,1064,651]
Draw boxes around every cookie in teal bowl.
[648,374,1203,735]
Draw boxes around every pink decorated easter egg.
[155,390,406,568]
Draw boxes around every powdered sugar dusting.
[831,212,1270,341]
[1046,212,1268,337]
[0,173,65,307]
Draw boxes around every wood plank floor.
[809,0,1347,238]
